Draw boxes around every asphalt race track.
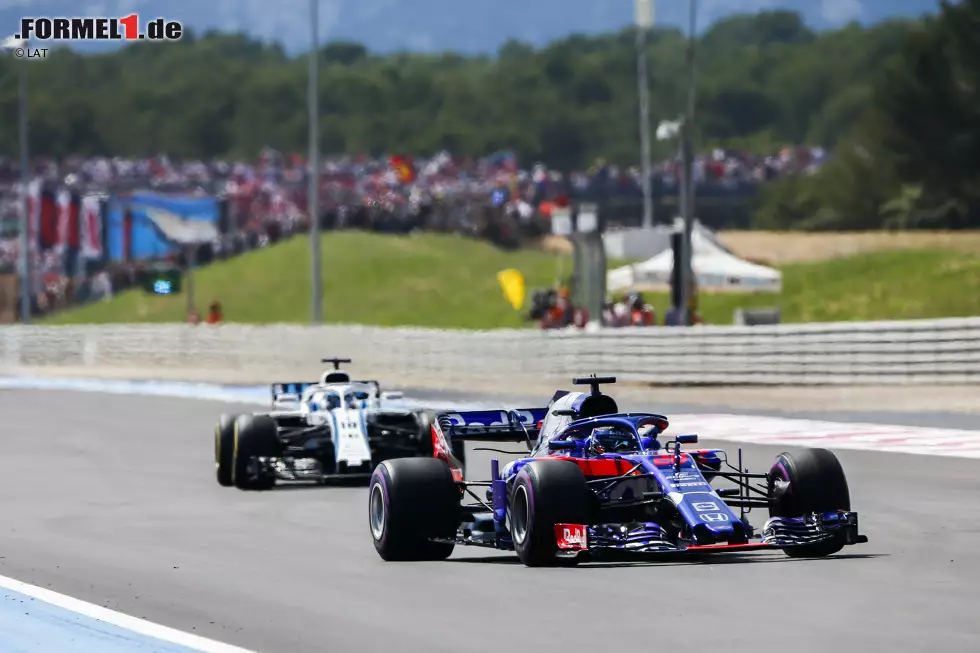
[1,389,978,653]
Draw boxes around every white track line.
[0,573,257,652]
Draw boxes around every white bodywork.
[270,378,408,471]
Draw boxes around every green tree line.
[0,5,974,229]
[755,0,980,230]
[0,11,910,166]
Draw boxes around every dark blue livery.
[368,375,867,566]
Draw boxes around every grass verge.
[42,232,980,327]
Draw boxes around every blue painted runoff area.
[0,376,475,411]
[0,588,202,653]
[0,376,267,405]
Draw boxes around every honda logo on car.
[700,513,728,522]
[555,524,588,550]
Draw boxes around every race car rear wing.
[271,380,385,402]
[437,408,549,443]
[272,382,315,401]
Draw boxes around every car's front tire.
[232,414,281,491]
[510,460,590,567]
[768,448,851,558]
[215,413,238,487]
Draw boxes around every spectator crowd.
[530,287,703,330]
[0,144,826,322]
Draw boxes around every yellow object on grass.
[497,269,526,311]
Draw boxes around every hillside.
[42,232,980,328]
[46,232,567,329]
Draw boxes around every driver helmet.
[345,391,364,409]
[589,426,635,455]
[312,392,340,411]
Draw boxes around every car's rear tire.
[369,458,458,561]
[510,460,590,567]
[768,448,850,558]
[214,413,237,487]
[232,414,281,491]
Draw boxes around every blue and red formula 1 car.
[367,375,868,567]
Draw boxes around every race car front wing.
[240,456,374,485]
[762,511,867,548]
[553,510,867,555]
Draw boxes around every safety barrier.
[0,317,978,386]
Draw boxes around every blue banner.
[106,192,218,262]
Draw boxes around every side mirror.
[381,391,404,401]
[552,409,578,417]
[676,434,698,444]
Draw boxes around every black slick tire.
[232,414,281,491]
[369,458,458,561]
[510,460,589,567]
[768,448,850,558]
[214,413,237,487]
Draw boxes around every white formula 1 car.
[214,358,466,490]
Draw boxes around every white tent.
[603,218,734,260]
[607,227,782,293]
